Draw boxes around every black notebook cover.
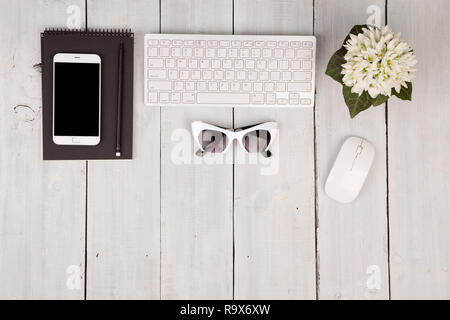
[41,28,134,160]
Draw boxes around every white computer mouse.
[325,136,375,203]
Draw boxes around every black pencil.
[115,42,124,157]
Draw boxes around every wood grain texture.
[388,0,450,299]
[160,0,234,299]
[0,0,86,299]
[86,0,161,299]
[315,0,389,299]
[233,0,316,299]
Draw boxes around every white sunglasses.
[191,121,278,158]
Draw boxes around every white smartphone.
[53,53,101,145]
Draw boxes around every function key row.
[147,39,313,48]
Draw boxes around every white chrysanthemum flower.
[341,25,417,98]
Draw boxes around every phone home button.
[72,137,80,144]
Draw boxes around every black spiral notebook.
[41,28,134,160]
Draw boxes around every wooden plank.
[388,0,450,299]
[315,0,389,299]
[86,0,161,299]
[233,0,316,299]
[160,0,234,299]
[0,0,86,299]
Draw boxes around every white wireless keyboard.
[144,34,316,108]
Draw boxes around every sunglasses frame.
[191,121,278,154]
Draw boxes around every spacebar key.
[197,93,250,104]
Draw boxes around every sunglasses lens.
[198,130,228,153]
[242,130,271,153]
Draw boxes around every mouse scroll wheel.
[356,145,363,155]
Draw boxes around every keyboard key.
[251,48,261,58]
[256,60,266,69]
[202,70,212,80]
[243,41,253,46]
[184,40,194,46]
[288,82,312,92]
[251,93,264,104]
[208,81,218,91]
[223,59,233,69]
[217,48,227,57]
[183,47,193,57]
[206,48,215,57]
[171,92,181,103]
[172,40,183,46]
[148,92,158,103]
[234,59,244,69]
[197,82,207,91]
[285,48,295,58]
[267,41,277,47]
[277,98,288,105]
[300,98,312,105]
[264,82,275,92]
[225,71,235,80]
[282,71,292,81]
[198,93,250,104]
[270,71,280,81]
[302,41,313,48]
[220,40,230,46]
[183,92,195,103]
[245,60,255,69]
[148,39,159,46]
[214,70,224,80]
[248,71,257,81]
[255,41,265,47]
[171,47,181,57]
[160,40,171,46]
[166,59,176,68]
[148,81,171,91]
[194,48,204,57]
[267,93,276,104]
[293,71,312,81]
[274,49,284,58]
[231,82,240,91]
[291,60,301,70]
[259,71,269,81]
[160,92,170,103]
[242,82,252,91]
[278,41,289,47]
[147,47,158,57]
[253,82,263,92]
[174,81,184,91]
[168,70,178,79]
[240,48,250,58]
[276,82,286,92]
[231,40,242,47]
[268,60,278,69]
[290,41,301,47]
[211,59,221,68]
[236,71,245,80]
[262,48,272,58]
[302,60,313,70]
[160,47,170,57]
[186,82,195,91]
[219,82,229,91]
[192,70,201,80]
[297,49,312,59]
[200,59,210,68]
[177,58,187,68]
[188,59,198,68]
[195,40,206,46]
[207,40,218,46]
[179,70,189,79]
[279,60,289,70]
[148,69,167,79]
[228,48,238,58]
[148,58,164,68]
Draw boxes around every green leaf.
[343,86,374,118]
[325,47,347,83]
[373,94,389,106]
[392,82,412,101]
[325,25,369,84]
[343,24,368,45]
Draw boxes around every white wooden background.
[0,0,449,299]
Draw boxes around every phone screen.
[54,62,100,136]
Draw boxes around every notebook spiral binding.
[42,28,133,37]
